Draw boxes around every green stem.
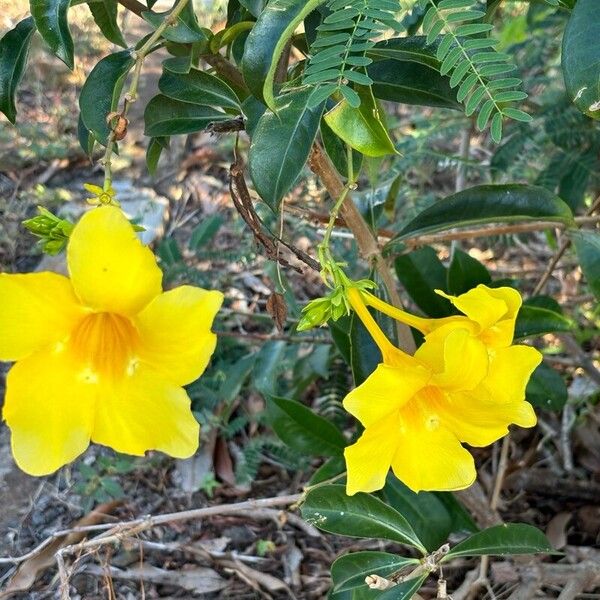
[317,145,358,284]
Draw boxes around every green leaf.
[253,340,287,395]
[249,87,324,212]
[269,396,347,457]
[447,248,491,295]
[321,117,363,177]
[146,137,166,175]
[526,361,568,411]
[349,310,382,386]
[142,4,208,43]
[144,94,230,136]
[324,86,397,157]
[387,185,575,250]
[569,230,600,300]
[87,0,127,48]
[301,484,426,552]
[368,60,460,110]
[309,455,346,486]
[159,67,241,110]
[331,552,419,594]
[377,574,428,599]
[77,112,95,157]
[514,304,572,339]
[79,50,134,145]
[0,17,35,124]
[394,247,453,318]
[188,214,223,250]
[369,36,442,70]
[31,0,73,68]
[444,523,554,560]
[562,0,600,120]
[383,475,453,552]
[241,0,327,110]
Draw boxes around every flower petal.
[436,285,521,346]
[0,272,84,361]
[390,420,475,493]
[91,365,199,458]
[135,286,223,386]
[3,348,95,475]
[434,390,536,447]
[67,206,162,315]
[343,362,429,428]
[481,345,542,404]
[345,418,399,495]
[416,328,489,392]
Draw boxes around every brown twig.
[229,151,319,273]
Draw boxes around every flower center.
[69,312,139,379]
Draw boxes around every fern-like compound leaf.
[419,0,530,142]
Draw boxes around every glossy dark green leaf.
[79,50,134,145]
[0,17,35,124]
[324,86,397,157]
[434,492,478,534]
[309,455,346,485]
[241,95,266,136]
[331,552,419,594]
[142,3,208,43]
[569,230,600,300]
[562,0,600,120]
[144,94,229,136]
[269,396,346,457]
[383,476,453,552]
[163,55,192,74]
[301,484,426,552]
[514,304,572,339]
[77,112,95,157]
[447,248,491,295]
[249,87,324,211]
[526,361,568,411]
[159,67,241,110]
[395,247,453,318]
[387,185,574,250]
[87,0,127,48]
[349,310,381,386]
[376,574,428,599]
[241,0,326,109]
[444,523,554,560]
[31,0,73,68]
[238,0,265,17]
[146,137,165,176]
[369,61,460,110]
[369,36,442,70]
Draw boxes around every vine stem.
[101,0,191,190]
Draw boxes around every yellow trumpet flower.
[363,284,522,349]
[0,206,223,476]
[342,287,540,495]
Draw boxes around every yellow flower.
[0,206,223,476]
[342,287,540,495]
[363,284,522,349]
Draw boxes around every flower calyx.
[22,206,74,255]
[297,273,376,332]
[84,183,120,207]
